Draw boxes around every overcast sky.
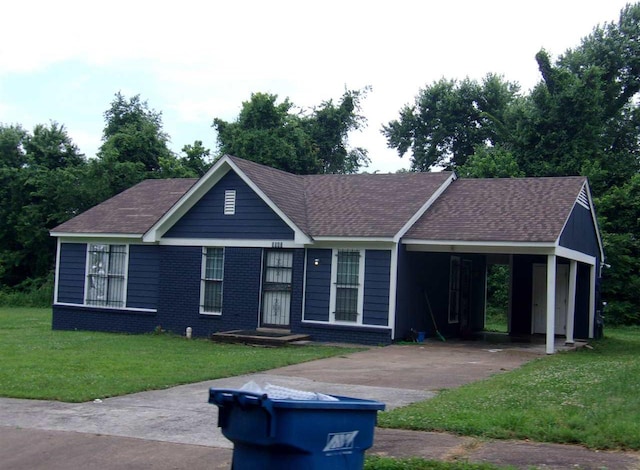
[0,0,632,173]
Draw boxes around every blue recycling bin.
[209,388,385,470]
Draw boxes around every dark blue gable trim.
[57,243,86,304]
[164,170,294,240]
[559,204,600,258]
[127,245,160,310]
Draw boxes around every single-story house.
[51,155,604,353]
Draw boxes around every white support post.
[566,260,577,345]
[546,255,556,354]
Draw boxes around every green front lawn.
[0,308,361,402]
[379,326,640,450]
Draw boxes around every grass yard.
[365,457,510,470]
[0,308,361,402]
[379,326,640,450]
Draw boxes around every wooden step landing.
[211,329,311,346]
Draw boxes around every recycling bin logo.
[322,430,359,454]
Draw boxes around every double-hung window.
[201,247,224,314]
[332,249,363,323]
[85,244,127,308]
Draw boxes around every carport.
[395,176,604,354]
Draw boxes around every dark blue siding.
[559,204,600,258]
[52,304,157,333]
[152,246,264,337]
[394,245,410,340]
[57,243,86,304]
[303,249,332,322]
[156,246,202,334]
[297,248,392,344]
[363,250,391,326]
[222,247,263,330]
[296,322,392,345]
[575,263,591,339]
[511,255,545,335]
[127,245,160,310]
[289,249,305,328]
[164,171,294,240]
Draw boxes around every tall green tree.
[306,88,370,174]
[383,74,520,171]
[213,92,320,174]
[213,89,370,174]
[99,92,173,173]
[92,92,174,200]
[179,140,212,177]
[457,145,524,178]
[0,123,86,287]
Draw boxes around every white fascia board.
[143,157,232,243]
[403,239,557,255]
[53,238,61,303]
[53,235,145,244]
[554,246,596,265]
[582,181,606,262]
[393,172,457,243]
[224,158,312,245]
[309,238,396,249]
[160,238,306,248]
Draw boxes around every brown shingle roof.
[304,172,453,237]
[51,157,587,243]
[228,156,309,233]
[52,179,198,235]
[404,177,586,242]
[230,156,453,238]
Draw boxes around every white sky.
[0,0,632,173]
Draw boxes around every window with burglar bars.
[201,247,224,313]
[85,244,127,308]
[334,250,361,322]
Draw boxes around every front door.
[260,250,293,328]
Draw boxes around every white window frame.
[200,247,224,315]
[329,249,365,325]
[83,243,129,309]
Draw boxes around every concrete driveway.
[2,340,639,469]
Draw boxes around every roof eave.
[50,232,144,241]
[402,239,558,255]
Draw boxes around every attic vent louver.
[577,186,589,210]
[224,190,236,215]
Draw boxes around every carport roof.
[404,176,587,243]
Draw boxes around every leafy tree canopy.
[99,92,173,173]
[213,88,370,174]
[382,74,520,171]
